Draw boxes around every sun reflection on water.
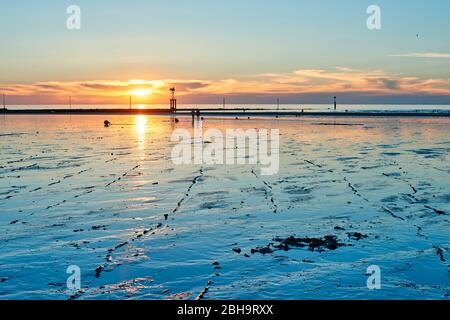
[135,115,147,150]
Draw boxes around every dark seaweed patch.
[251,246,274,255]
[273,235,345,252]
[347,232,368,241]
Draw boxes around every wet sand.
[0,115,449,299]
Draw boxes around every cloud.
[199,68,450,96]
[1,68,450,104]
[391,52,450,59]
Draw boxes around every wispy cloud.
[391,52,450,59]
[199,68,450,96]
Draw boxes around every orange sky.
[2,68,450,105]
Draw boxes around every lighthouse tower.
[170,87,177,113]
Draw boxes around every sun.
[131,89,152,97]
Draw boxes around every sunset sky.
[1,0,450,105]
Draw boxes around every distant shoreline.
[2,108,450,117]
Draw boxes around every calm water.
[0,115,449,299]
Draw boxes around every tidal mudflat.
[0,115,449,299]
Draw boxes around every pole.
[334,96,337,110]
